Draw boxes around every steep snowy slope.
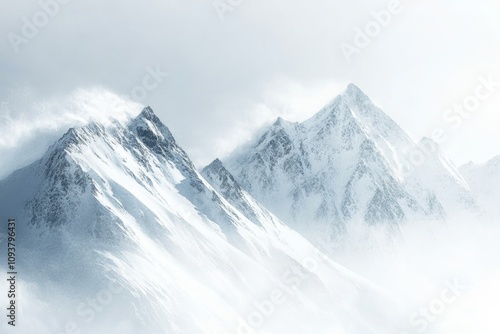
[222,84,475,240]
[0,107,403,334]
[405,138,476,215]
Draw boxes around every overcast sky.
[1,0,499,178]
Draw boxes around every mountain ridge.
[0,104,404,334]
[220,84,478,241]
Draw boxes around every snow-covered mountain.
[461,155,500,217]
[0,107,404,334]
[404,137,477,216]
[221,84,477,241]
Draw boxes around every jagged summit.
[222,84,476,239]
[303,83,405,138]
[3,106,198,230]
[50,122,103,151]
[343,83,370,100]
[202,158,245,204]
[135,106,167,129]
[130,107,179,159]
[42,106,177,166]
[132,106,174,135]
[139,105,156,118]
[270,116,300,135]
[204,158,224,171]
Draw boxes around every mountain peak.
[274,116,285,125]
[304,83,371,126]
[345,83,364,95]
[131,106,176,146]
[137,106,160,123]
[273,116,296,128]
[223,82,467,234]
[341,83,372,105]
[48,121,107,157]
[204,158,224,172]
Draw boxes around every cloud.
[0,87,143,178]
[0,0,499,175]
